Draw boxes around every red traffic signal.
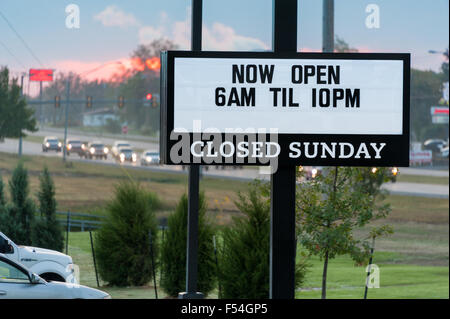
[146,93,153,100]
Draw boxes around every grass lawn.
[296,252,449,299]
[66,231,448,299]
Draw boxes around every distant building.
[82,108,119,127]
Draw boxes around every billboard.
[29,69,53,82]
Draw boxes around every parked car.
[0,232,76,283]
[84,141,108,159]
[140,150,160,166]
[111,141,131,159]
[116,147,137,163]
[66,139,84,157]
[439,145,449,158]
[423,139,446,153]
[42,136,62,152]
[0,254,110,299]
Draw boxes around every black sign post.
[178,0,204,300]
[270,0,298,299]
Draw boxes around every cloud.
[138,10,269,51]
[94,5,140,28]
[203,23,269,51]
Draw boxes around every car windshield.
[47,139,58,143]
[121,149,133,153]
[69,140,81,144]
[146,152,158,156]
[118,143,130,148]
[92,144,104,148]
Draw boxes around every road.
[1,130,448,199]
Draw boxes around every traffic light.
[146,93,152,100]
[54,95,60,108]
[118,96,125,108]
[152,93,159,108]
[86,96,93,108]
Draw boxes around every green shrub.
[160,193,216,297]
[219,182,308,298]
[4,162,35,245]
[31,167,64,251]
[95,181,159,286]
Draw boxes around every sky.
[0,0,448,92]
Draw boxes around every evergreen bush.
[5,162,35,245]
[31,167,64,251]
[219,181,308,298]
[95,181,159,286]
[160,193,216,297]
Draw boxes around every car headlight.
[45,142,50,147]
[146,156,152,162]
[104,147,109,154]
[132,153,137,162]
[90,147,95,154]
[312,168,318,178]
[58,142,62,147]
[371,167,377,174]
[82,144,86,150]
[67,144,72,150]
[120,153,125,162]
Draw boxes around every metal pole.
[89,230,100,287]
[19,75,24,157]
[63,78,70,162]
[149,230,158,299]
[178,0,204,300]
[65,211,70,255]
[270,0,297,299]
[364,237,376,299]
[160,226,165,285]
[322,0,334,53]
[213,235,221,298]
[39,81,43,128]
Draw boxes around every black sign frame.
[160,51,410,167]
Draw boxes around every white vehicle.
[0,254,110,299]
[111,141,131,158]
[0,232,76,284]
[141,150,160,166]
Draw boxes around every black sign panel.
[160,51,410,167]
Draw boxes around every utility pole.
[18,74,25,157]
[178,0,203,300]
[63,78,70,162]
[39,81,43,128]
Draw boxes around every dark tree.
[95,181,160,286]
[160,193,216,297]
[5,162,35,245]
[0,67,37,140]
[31,167,64,251]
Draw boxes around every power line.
[0,9,44,67]
[0,39,27,70]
